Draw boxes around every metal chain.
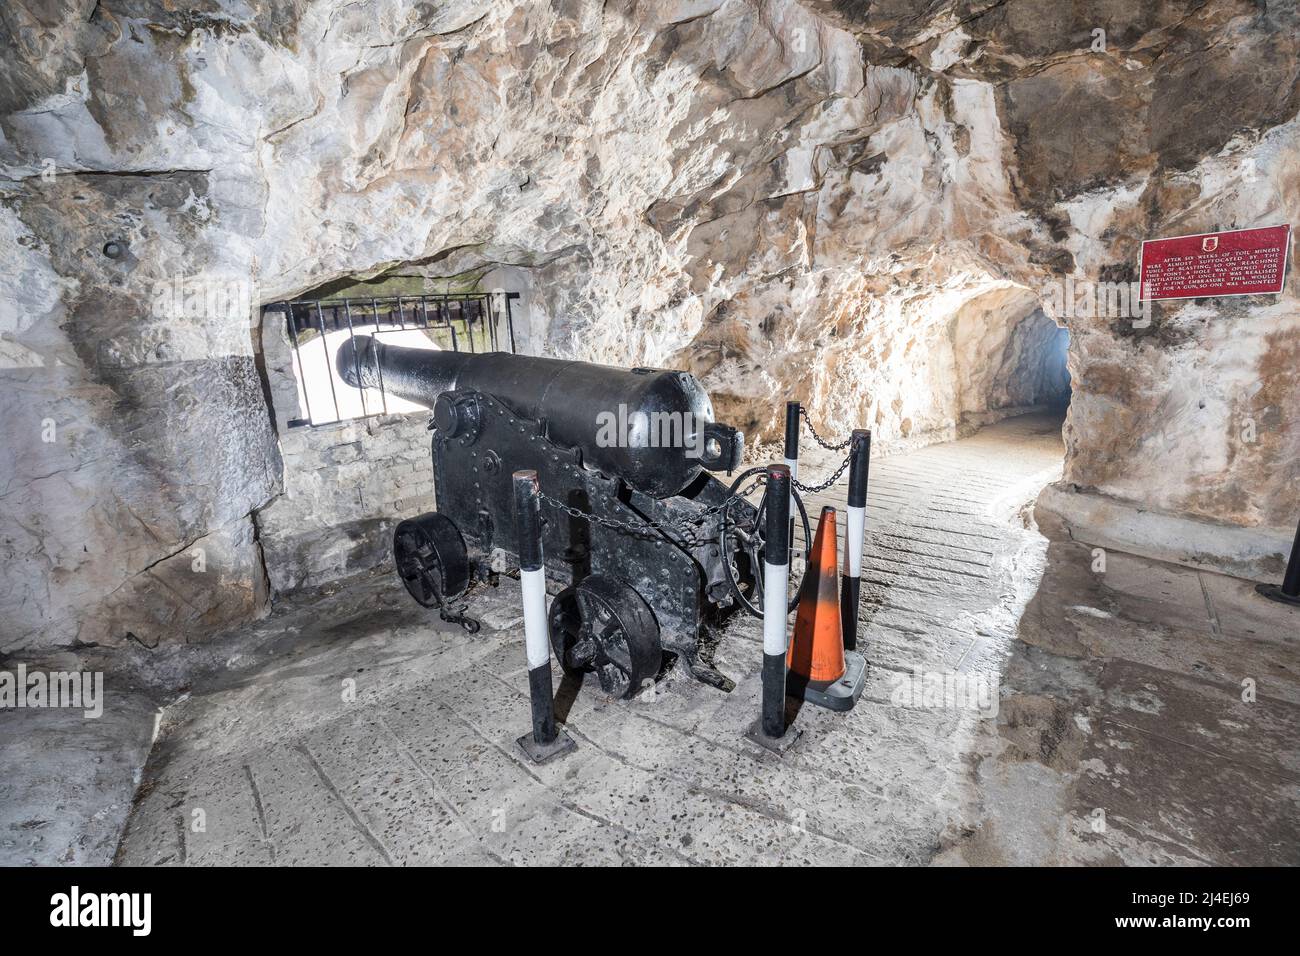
[535,411,857,544]
[798,405,851,451]
[791,451,852,494]
[539,478,765,548]
[693,478,765,532]
[539,452,852,540]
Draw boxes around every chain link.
[540,478,765,548]
[798,405,851,451]
[534,408,855,542]
[791,451,852,494]
[537,447,852,545]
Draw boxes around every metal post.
[504,292,517,354]
[342,300,368,419]
[512,470,577,763]
[1257,516,1300,608]
[841,429,871,650]
[315,302,341,423]
[746,464,801,752]
[784,401,800,514]
[285,305,315,425]
[482,294,494,351]
[462,300,476,353]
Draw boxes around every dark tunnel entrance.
[949,287,1071,438]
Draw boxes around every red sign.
[1139,224,1290,300]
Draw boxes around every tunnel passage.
[694,278,1071,463]
[948,286,1071,437]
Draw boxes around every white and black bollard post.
[784,401,800,544]
[784,401,800,495]
[841,429,871,650]
[513,470,577,764]
[745,464,801,753]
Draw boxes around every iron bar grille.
[264,291,519,428]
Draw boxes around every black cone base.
[787,650,868,712]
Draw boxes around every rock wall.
[804,0,1299,560]
[1,0,1296,652]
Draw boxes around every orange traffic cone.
[788,506,845,684]
[787,505,867,712]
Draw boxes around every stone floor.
[5,412,1297,865]
[943,525,1300,865]
[0,679,159,866]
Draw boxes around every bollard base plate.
[516,725,577,765]
[744,720,802,755]
[1256,583,1300,608]
[787,650,868,712]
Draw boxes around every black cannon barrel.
[337,335,742,498]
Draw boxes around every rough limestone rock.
[1,0,1295,653]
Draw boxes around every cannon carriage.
[336,335,810,697]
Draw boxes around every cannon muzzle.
[336,333,470,405]
[336,335,743,497]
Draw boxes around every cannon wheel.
[393,512,472,611]
[720,466,811,618]
[548,575,661,699]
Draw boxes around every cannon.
[336,335,810,697]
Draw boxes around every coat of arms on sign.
[1202,237,1219,252]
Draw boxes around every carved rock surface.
[0,0,1295,651]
